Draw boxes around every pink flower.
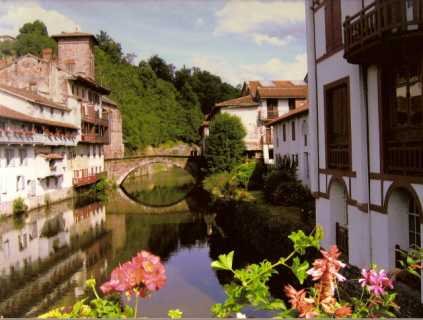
[100,251,166,297]
[359,268,394,296]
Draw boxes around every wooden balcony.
[384,140,423,176]
[81,133,109,144]
[327,143,350,170]
[344,0,423,64]
[73,172,105,187]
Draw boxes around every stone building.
[102,96,124,159]
[0,31,123,214]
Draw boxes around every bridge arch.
[105,155,195,185]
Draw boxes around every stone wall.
[103,103,124,159]
[57,37,95,79]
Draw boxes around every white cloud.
[195,17,205,27]
[192,53,307,86]
[252,33,293,47]
[214,0,305,47]
[0,1,79,36]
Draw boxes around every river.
[0,165,310,318]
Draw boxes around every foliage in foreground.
[211,226,400,318]
[39,227,422,319]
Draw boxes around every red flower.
[284,285,317,318]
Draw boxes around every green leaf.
[211,251,234,271]
[168,308,184,319]
[291,257,309,284]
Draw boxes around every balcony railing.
[327,143,350,170]
[385,140,423,176]
[0,128,77,146]
[344,0,423,63]
[81,105,109,127]
[81,133,109,144]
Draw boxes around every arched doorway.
[386,187,422,268]
[329,178,349,259]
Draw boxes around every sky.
[0,0,307,86]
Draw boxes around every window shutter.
[325,0,334,52]
[333,0,342,47]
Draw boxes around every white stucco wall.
[272,113,310,187]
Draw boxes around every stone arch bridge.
[105,155,200,185]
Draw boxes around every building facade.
[0,31,121,214]
[102,96,124,159]
[208,81,307,164]
[306,0,423,294]
[268,102,310,187]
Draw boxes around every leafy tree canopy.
[15,20,56,56]
[205,113,246,174]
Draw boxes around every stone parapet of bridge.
[104,155,195,185]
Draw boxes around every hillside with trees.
[0,21,241,152]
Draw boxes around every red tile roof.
[0,104,78,129]
[257,86,307,99]
[215,95,258,107]
[272,80,296,87]
[267,102,309,126]
[0,84,71,111]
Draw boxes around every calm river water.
[0,165,306,318]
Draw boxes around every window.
[276,129,279,147]
[291,121,296,141]
[283,124,286,142]
[6,148,14,167]
[66,62,75,73]
[269,149,274,160]
[267,99,278,119]
[288,98,295,110]
[325,0,342,52]
[408,196,421,248]
[19,149,27,166]
[16,176,24,192]
[304,134,308,147]
[382,58,423,175]
[324,78,351,170]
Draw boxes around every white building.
[306,0,423,293]
[0,32,113,214]
[267,102,310,187]
[208,81,307,164]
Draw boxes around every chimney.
[42,48,53,61]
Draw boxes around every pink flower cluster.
[100,251,166,297]
[359,268,394,296]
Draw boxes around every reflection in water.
[0,199,110,317]
[0,166,307,318]
[121,165,196,207]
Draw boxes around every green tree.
[148,54,175,82]
[14,20,56,56]
[205,113,246,173]
[96,30,123,63]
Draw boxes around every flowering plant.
[39,251,167,318]
[211,226,400,318]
